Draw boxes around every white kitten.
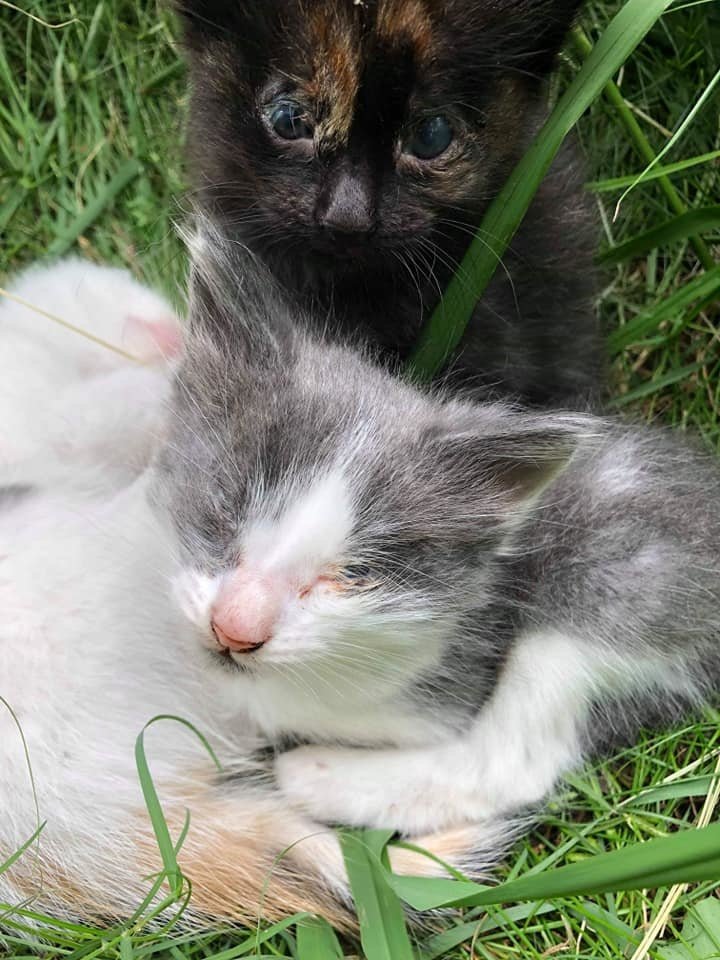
[0,260,456,932]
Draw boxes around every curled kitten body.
[177,0,602,406]
[157,232,720,859]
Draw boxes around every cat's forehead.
[287,0,445,142]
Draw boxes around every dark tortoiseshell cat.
[177,0,602,406]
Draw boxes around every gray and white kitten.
[155,230,720,868]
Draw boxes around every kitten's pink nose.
[210,569,283,653]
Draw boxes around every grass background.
[1,0,720,957]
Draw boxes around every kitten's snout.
[316,169,374,237]
[210,569,281,654]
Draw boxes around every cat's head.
[176,0,584,280]
[153,230,592,699]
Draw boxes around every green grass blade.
[421,904,556,959]
[601,206,720,264]
[134,714,222,898]
[573,26,716,273]
[612,63,720,214]
[608,265,720,354]
[657,897,720,960]
[296,917,344,959]
[46,157,142,259]
[390,821,720,911]
[0,824,46,876]
[340,830,416,960]
[611,362,703,407]
[588,149,720,192]
[198,915,313,959]
[407,0,674,380]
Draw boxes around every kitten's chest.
[236,673,463,748]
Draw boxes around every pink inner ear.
[123,314,183,361]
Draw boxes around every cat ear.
[174,1,272,46]
[430,408,596,518]
[467,0,586,77]
[184,217,294,361]
[173,1,237,39]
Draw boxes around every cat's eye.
[405,115,453,160]
[339,564,374,587]
[267,100,314,141]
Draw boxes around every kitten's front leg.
[275,742,478,833]
[276,631,631,834]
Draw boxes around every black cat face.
[179,0,584,273]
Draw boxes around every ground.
[0,1,719,958]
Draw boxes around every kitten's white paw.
[275,745,390,827]
[275,745,452,833]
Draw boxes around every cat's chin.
[206,646,257,674]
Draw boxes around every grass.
[1,0,720,958]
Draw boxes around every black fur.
[177,0,601,406]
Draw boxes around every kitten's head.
[154,231,591,699]
[177,0,584,280]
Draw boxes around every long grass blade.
[600,206,720,265]
[572,27,716,271]
[46,157,141,259]
[407,0,675,380]
[0,825,46,877]
[588,149,720,192]
[134,714,222,898]
[340,830,416,960]
[390,821,720,911]
[611,362,703,407]
[608,265,720,354]
[296,917,344,959]
[612,63,720,216]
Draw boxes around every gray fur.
[0,484,35,510]
[154,234,720,869]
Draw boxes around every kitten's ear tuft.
[481,424,583,506]
[173,1,271,47]
[173,1,235,40]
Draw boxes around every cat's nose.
[210,570,281,653]
[317,170,374,235]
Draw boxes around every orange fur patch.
[133,784,357,933]
[307,6,359,145]
[376,0,436,63]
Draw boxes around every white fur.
[175,496,453,745]
[0,259,176,483]
[2,259,698,926]
[0,262,352,924]
[276,629,698,833]
[243,469,355,578]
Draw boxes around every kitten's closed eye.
[336,563,374,588]
[309,564,376,595]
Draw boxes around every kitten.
[158,228,720,855]
[176,0,602,406]
[0,259,466,931]
[3,247,719,930]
